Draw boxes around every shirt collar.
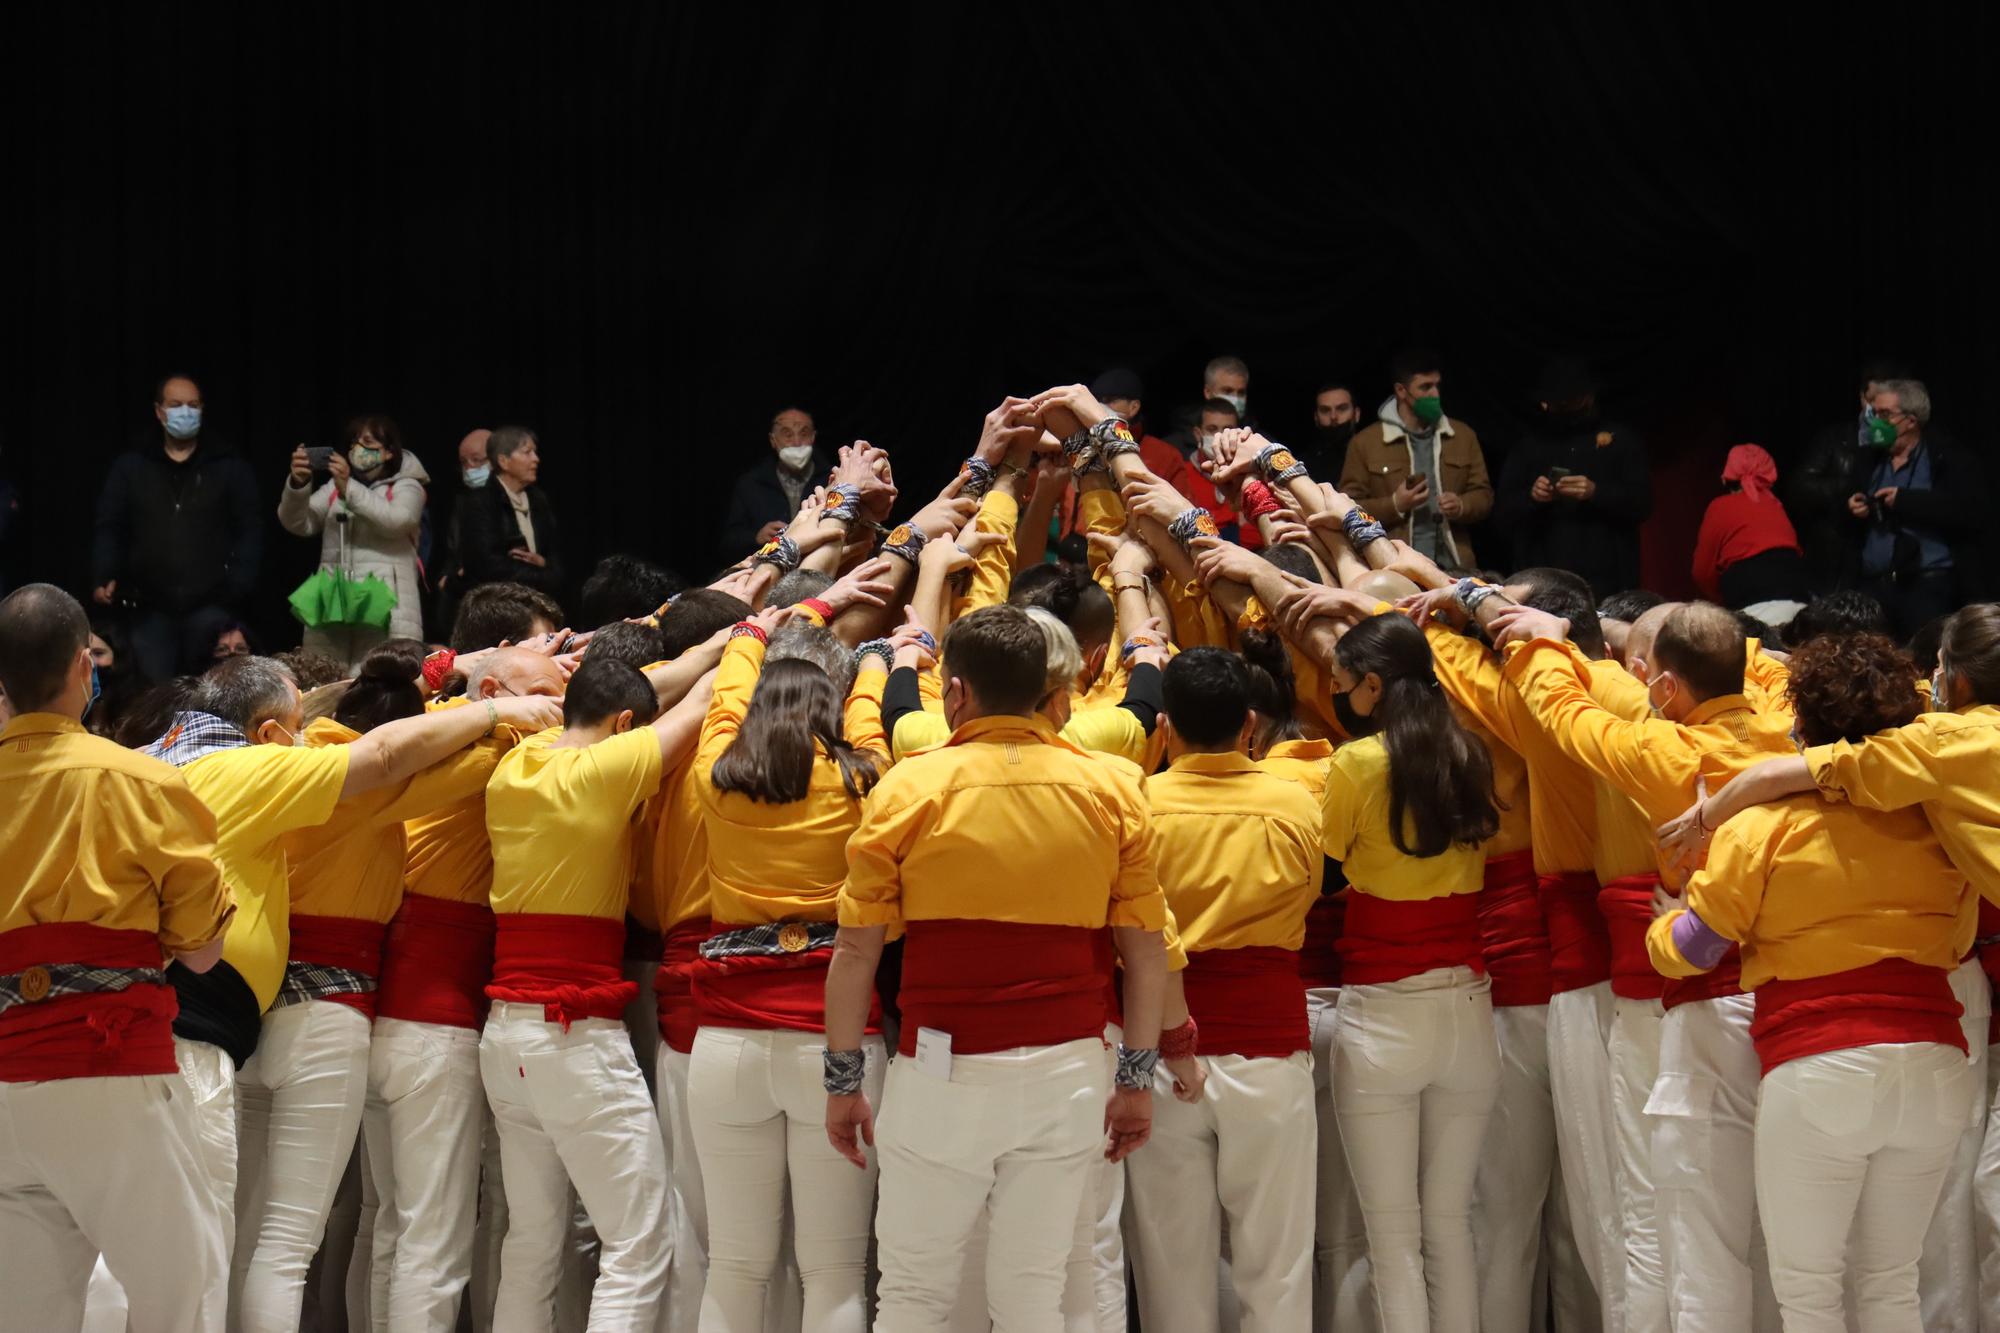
[0,712,85,742]
[1264,737,1335,762]
[1685,694,1754,728]
[945,714,1064,747]
[1170,750,1257,775]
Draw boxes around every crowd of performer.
[3,380,1998,1333]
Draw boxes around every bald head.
[458,429,492,471]
[1623,602,1684,682]
[1353,570,1422,604]
[471,647,568,701]
[0,583,91,716]
[1653,603,1746,704]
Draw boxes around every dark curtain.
[9,4,1995,631]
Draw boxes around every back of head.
[191,655,298,733]
[656,589,752,659]
[1940,604,2000,706]
[942,605,1049,717]
[1261,543,1321,585]
[1239,629,1299,743]
[1203,354,1248,388]
[1907,615,1948,675]
[274,648,348,691]
[1009,564,1083,627]
[1354,570,1421,604]
[1652,604,1746,702]
[1023,608,1083,702]
[766,622,854,696]
[768,568,834,610]
[1788,591,1889,646]
[1599,588,1665,625]
[711,654,878,804]
[1506,566,1606,658]
[580,555,682,627]
[1786,633,1922,746]
[581,621,666,671]
[1163,647,1249,748]
[0,583,89,714]
[451,582,565,653]
[562,657,658,730]
[333,642,427,733]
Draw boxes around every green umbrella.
[288,568,399,631]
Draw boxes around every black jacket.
[457,481,565,600]
[719,450,833,561]
[92,436,263,613]
[1843,430,1993,603]
[1492,420,1651,598]
[1784,419,1876,593]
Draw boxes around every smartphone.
[304,446,335,473]
[1546,465,1574,482]
[1406,472,1429,487]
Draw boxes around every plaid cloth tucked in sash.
[0,962,167,1014]
[698,920,839,960]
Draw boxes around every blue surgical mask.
[163,405,202,440]
[83,663,101,721]
[462,464,492,488]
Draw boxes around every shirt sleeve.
[1107,775,1168,932]
[1061,705,1147,764]
[141,774,235,954]
[592,725,666,815]
[1077,489,1126,601]
[1320,753,1365,862]
[1424,622,1525,752]
[694,635,765,777]
[1645,816,1770,977]
[1805,720,1946,812]
[838,786,925,928]
[235,744,354,838]
[844,670,889,761]
[957,490,1020,617]
[1504,639,1691,815]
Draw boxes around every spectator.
[83,614,144,739]
[430,427,493,634]
[1092,368,1243,540]
[1303,380,1362,479]
[272,648,347,691]
[719,407,833,558]
[1846,378,1987,638]
[92,373,263,680]
[1692,445,1809,611]
[1493,359,1651,599]
[1785,360,1908,593]
[458,425,564,601]
[1165,353,1256,451]
[209,620,257,662]
[1339,348,1494,572]
[280,414,431,669]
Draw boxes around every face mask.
[267,722,297,747]
[1331,684,1379,738]
[1216,392,1248,418]
[1411,395,1445,426]
[777,444,815,470]
[1862,411,1898,448]
[462,464,491,488]
[1933,667,1954,711]
[349,444,385,473]
[163,405,202,440]
[83,664,101,721]
[1647,675,1674,718]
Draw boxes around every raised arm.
[340,692,562,801]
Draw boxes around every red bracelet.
[730,622,768,645]
[1158,1016,1199,1061]
[798,597,835,623]
[421,648,456,693]
[1240,479,1283,521]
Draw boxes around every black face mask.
[1332,687,1379,738]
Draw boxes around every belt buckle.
[20,964,52,1003]
[777,923,810,954]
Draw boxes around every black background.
[9,4,1994,641]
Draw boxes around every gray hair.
[769,569,835,609]
[190,655,297,732]
[1203,354,1249,388]
[767,623,854,695]
[488,425,539,463]
[1025,608,1083,701]
[1878,379,1932,425]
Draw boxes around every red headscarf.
[1722,444,1778,502]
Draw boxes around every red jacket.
[1692,490,1801,601]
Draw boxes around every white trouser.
[1976,1043,2000,1333]
[688,1026,884,1332]
[232,998,372,1332]
[470,1107,507,1333]
[479,1002,672,1333]
[1608,997,1666,1333]
[176,1035,240,1330]
[874,1036,1109,1331]
[82,1254,130,1333]
[358,1016,487,1332]
[1126,1050,1315,1329]
[1757,1042,1974,1332]
[1916,960,1991,1333]
[1063,1021,1126,1333]
[0,1072,225,1333]
[1543,1149,1603,1333]
[1474,1002,1557,1333]
[1647,993,1761,1333]
[1546,980,1623,1333]
[1335,966,1501,1333]
[1307,988,1375,1332]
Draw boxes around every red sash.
[288,914,387,1019]
[1751,958,1965,1076]
[1183,947,1309,1057]
[689,918,882,1036]
[1297,893,1344,989]
[1339,891,1485,987]
[1599,874,1666,1002]
[486,914,636,1031]
[653,919,710,1055]
[1478,851,1551,1007]
[375,895,496,1030]
[897,920,1108,1056]
[0,924,178,1081]
[1539,872,1612,993]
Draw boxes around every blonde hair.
[1025,607,1083,702]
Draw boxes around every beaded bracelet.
[958,457,997,499]
[1341,507,1389,548]
[751,533,802,573]
[1454,576,1500,616]
[1114,1044,1160,1091]
[1166,507,1219,550]
[853,640,896,673]
[881,523,928,564]
[823,1048,867,1096]
[1255,441,1310,484]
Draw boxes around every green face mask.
[1411,395,1445,426]
[1865,414,1897,448]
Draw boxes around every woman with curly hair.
[1649,630,1977,1330]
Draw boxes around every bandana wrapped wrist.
[1061,429,1107,477]
[730,621,768,645]
[1454,576,1499,616]
[421,648,457,694]
[751,533,802,573]
[1166,507,1219,551]
[823,1048,867,1096]
[854,639,896,673]
[1341,507,1389,548]
[1239,480,1282,522]
[1091,416,1140,459]
[823,483,866,526]
[910,628,940,659]
[1255,441,1309,484]
[880,522,928,565]
[1115,1044,1160,1091]
[957,457,997,499]
[797,597,835,624]
[1158,1017,1199,1061]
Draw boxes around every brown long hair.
[710,658,879,804]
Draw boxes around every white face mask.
[1217,391,1248,417]
[777,444,815,470]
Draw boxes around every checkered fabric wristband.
[823,1048,868,1096]
[1240,480,1282,522]
[911,628,939,658]
[958,457,997,499]
[1121,633,1165,662]
[1342,507,1389,548]
[854,639,896,673]
[1166,507,1218,550]
[1454,576,1500,616]
[881,522,928,564]
[1255,441,1310,484]
[1115,1044,1160,1091]
[824,483,866,525]
[730,621,768,645]
[751,533,802,572]
[1091,416,1140,458]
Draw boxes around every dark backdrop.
[9,4,1995,642]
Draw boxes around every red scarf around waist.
[486,914,636,1031]
[289,914,388,1019]
[1751,957,1965,1076]
[1599,874,1666,1002]
[897,920,1108,1057]
[1479,850,1552,1007]
[654,918,711,1055]
[375,896,497,1030]
[1539,872,1612,993]
[1339,890,1485,987]
[689,917,882,1037]
[1298,893,1344,989]
[0,923,178,1082]
[1183,947,1309,1058]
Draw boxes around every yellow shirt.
[0,714,231,953]
[648,755,712,930]
[956,489,1020,619]
[1259,737,1335,799]
[487,726,664,920]
[184,740,351,1010]
[839,715,1167,932]
[693,635,868,927]
[1647,797,1972,988]
[1744,639,1791,715]
[893,700,1147,766]
[1148,752,1323,952]
[1322,735,1485,901]
[284,718,502,924]
[1806,705,2000,907]
[403,698,525,907]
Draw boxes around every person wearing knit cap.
[1692,445,1808,609]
